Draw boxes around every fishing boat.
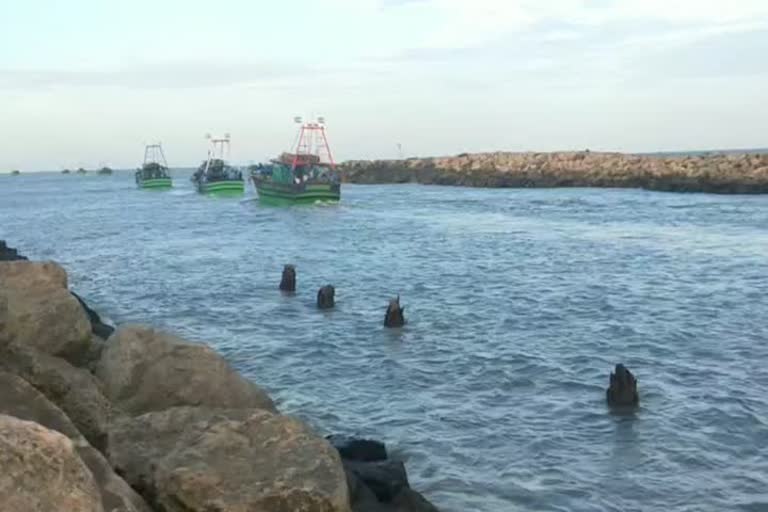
[191,134,244,195]
[98,166,113,175]
[135,144,172,189]
[76,168,87,174]
[10,170,20,175]
[62,169,71,174]
[250,117,340,205]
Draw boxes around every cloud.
[377,0,768,50]
[0,61,313,90]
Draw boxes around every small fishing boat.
[192,134,244,195]
[250,118,340,205]
[98,166,113,175]
[76,168,87,174]
[136,144,172,189]
[10,170,20,175]
[62,169,71,174]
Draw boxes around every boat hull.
[253,179,340,205]
[138,178,173,189]
[197,180,244,195]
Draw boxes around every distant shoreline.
[4,148,768,175]
[340,150,768,194]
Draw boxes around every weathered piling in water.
[606,364,639,407]
[384,296,405,328]
[279,264,296,292]
[317,285,335,309]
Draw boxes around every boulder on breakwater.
[0,414,105,512]
[0,254,440,512]
[340,151,768,194]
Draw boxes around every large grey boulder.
[95,325,276,416]
[108,406,351,512]
[0,372,150,512]
[0,345,112,450]
[0,261,91,360]
[0,414,104,512]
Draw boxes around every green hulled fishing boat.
[98,166,113,175]
[136,143,172,189]
[250,118,340,205]
[192,134,244,195]
[10,170,20,175]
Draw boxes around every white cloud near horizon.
[1,0,767,170]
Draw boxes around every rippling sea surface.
[2,171,768,512]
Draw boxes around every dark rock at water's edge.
[318,284,336,309]
[607,364,639,407]
[0,240,28,261]
[279,264,296,292]
[331,436,439,511]
[346,460,410,502]
[328,435,388,462]
[384,296,405,328]
[340,151,768,194]
[71,292,115,339]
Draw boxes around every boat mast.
[144,143,168,167]
[204,133,230,174]
[291,117,335,170]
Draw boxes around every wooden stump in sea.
[606,364,639,407]
[317,285,335,309]
[384,296,405,328]
[279,265,296,292]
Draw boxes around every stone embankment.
[341,151,768,193]
[0,241,438,512]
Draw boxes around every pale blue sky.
[1,0,767,170]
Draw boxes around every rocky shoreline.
[0,241,439,512]
[341,151,768,194]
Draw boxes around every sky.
[1,0,767,171]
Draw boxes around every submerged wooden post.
[317,285,335,309]
[606,364,639,407]
[279,265,296,292]
[384,296,405,328]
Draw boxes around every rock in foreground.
[0,414,103,512]
[0,345,112,450]
[95,324,276,416]
[0,371,151,512]
[108,406,351,512]
[0,260,91,361]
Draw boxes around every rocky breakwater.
[0,255,439,511]
[341,151,768,193]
